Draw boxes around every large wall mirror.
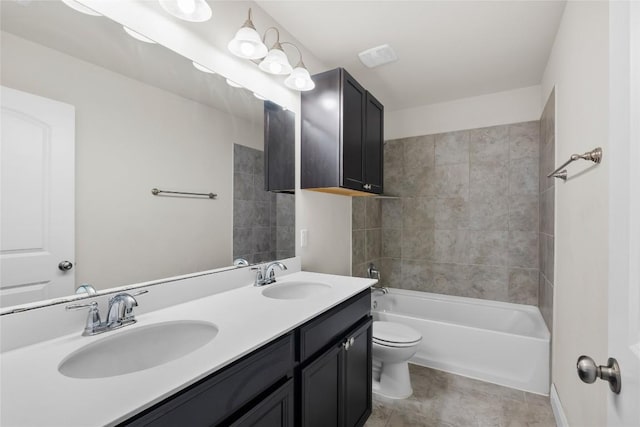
[0,1,295,310]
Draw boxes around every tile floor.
[365,364,556,427]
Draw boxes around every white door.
[0,86,75,308]
[608,2,640,426]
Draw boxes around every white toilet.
[372,320,422,399]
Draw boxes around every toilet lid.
[373,321,421,345]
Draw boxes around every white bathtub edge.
[551,383,569,427]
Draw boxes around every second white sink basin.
[261,281,332,300]
[58,320,218,379]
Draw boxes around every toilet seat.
[373,321,421,347]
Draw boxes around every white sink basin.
[58,320,218,379]
[261,281,332,300]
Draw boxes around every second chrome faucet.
[66,290,147,336]
[253,261,287,286]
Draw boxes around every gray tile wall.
[353,122,541,305]
[233,144,295,264]
[539,90,555,332]
[352,197,382,278]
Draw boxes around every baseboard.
[550,383,569,427]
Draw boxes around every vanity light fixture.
[192,61,215,74]
[258,29,292,75]
[282,42,315,91]
[61,0,102,16]
[123,26,157,44]
[158,0,212,22]
[228,8,314,92]
[227,8,268,60]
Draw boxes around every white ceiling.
[257,1,566,111]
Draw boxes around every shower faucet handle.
[367,263,380,280]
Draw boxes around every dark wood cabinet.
[264,101,295,193]
[363,93,384,194]
[120,290,371,427]
[231,380,295,427]
[300,343,343,427]
[120,334,294,427]
[300,317,372,427]
[342,319,373,427]
[301,68,384,196]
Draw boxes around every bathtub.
[372,288,550,395]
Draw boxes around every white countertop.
[0,271,375,427]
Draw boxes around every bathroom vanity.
[0,265,375,427]
[124,290,371,427]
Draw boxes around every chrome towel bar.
[547,147,603,180]
[151,188,217,199]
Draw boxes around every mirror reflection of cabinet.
[264,101,295,193]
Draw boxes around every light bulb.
[158,0,212,22]
[240,42,255,57]
[226,79,243,88]
[61,0,102,16]
[269,62,282,74]
[284,65,315,91]
[123,26,157,44]
[177,0,196,14]
[192,61,215,74]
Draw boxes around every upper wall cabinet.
[265,101,295,193]
[301,68,384,196]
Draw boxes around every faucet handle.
[66,301,102,336]
[66,301,98,310]
[251,266,265,286]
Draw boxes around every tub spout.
[371,286,388,295]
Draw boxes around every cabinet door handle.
[343,337,355,351]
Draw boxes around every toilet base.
[372,360,413,400]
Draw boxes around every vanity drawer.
[121,333,294,427]
[297,290,370,363]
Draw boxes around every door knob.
[577,355,621,394]
[58,260,74,271]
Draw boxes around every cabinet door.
[341,71,366,191]
[300,344,343,427]
[264,101,295,192]
[342,317,373,427]
[363,93,383,194]
[231,380,294,427]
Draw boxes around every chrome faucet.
[253,261,288,286]
[233,258,250,267]
[371,286,389,296]
[66,290,147,336]
[106,293,139,329]
[367,263,381,280]
[367,262,388,295]
[265,261,287,283]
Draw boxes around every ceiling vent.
[358,44,398,68]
